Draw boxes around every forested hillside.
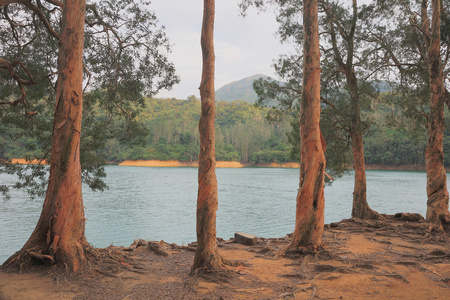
[2,95,450,167]
[105,98,293,163]
[1,98,293,164]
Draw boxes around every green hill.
[215,74,272,103]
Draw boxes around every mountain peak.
[215,74,272,103]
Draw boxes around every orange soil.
[1,217,449,299]
[119,160,244,168]
[10,158,48,165]
[119,160,197,167]
[253,162,300,168]
[118,160,298,169]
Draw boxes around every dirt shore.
[118,160,300,168]
[12,158,438,171]
[1,216,449,299]
[10,158,48,165]
[118,160,245,168]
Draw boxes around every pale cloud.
[151,0,295,99]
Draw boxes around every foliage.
[98,98,294,164]
[0,0,180,198]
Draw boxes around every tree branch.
[0,58,37,116]
[23,0,59,40]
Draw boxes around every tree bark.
[348,74,381,220]
[324,0,380,220]
[425,0,450,229]
[3,0,89,272]
[286,0,326,252]
[192,0,224,272]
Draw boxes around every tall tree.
[241,0,382,220]
[3,0,89,272]
[192,0,224,272]
[1,0,179,271]
[371,0,450,229]
[426,0,450,228]
[321,0,381,219]
[286,0,326,252]
[0,0,179,198]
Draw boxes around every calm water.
[0,166,428,264]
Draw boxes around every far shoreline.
[118,160,301,168]
[9,158,438,171]
[116,160,434,171]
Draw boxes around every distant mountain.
[215,75,395,106]
[215,74,272,104]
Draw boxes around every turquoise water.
[0,166,428,264]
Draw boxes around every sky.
[150,0,295,99]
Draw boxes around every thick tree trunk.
[425,0,450,229]
[3,0,89,272]
[192,0,223,272]
[286,0,326,252]
[348,74,381,220]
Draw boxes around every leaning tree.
[3,0,89,272]
[370,0,450,229]
[1,0,179,271]
[288,0,327,251]
[240,0,384,220]
[0,0,179,198]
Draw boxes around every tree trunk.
[192,0,223,272]
[3,0,89,272]
[425,0,450,229]
[348,73,381,220]
[286,0,326,252]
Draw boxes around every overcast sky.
[150,1,295,99]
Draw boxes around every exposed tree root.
[189,255,238,283]
[282,244,338,261]
[352,204,385,221]
[148,241,169,256]
[2,247,56,273]
[190,265,234,283]
[434,212,450,232]
[394,212,425,222]
[2,216,449,299]
[27,251,54,263]
[2,242,97,275]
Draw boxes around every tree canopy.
[0,0,180,197]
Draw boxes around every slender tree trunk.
[192,0,224,272]
[3,0,89,272]
[348,74,381,220]
[324,0,380,220]
[286,0,326,252]
[425,0,450,229]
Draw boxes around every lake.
[0,166,428,264]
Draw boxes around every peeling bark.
[351,129,380,220]
[3,0,89,272]
[286,0,326,252]
[425,0,450,230]
[192,0,224,273]
[349,73,381,220]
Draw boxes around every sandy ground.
[10,158,48,165]
[118,160,245,168]
[1,216,449,300]
[9,158,301,169]
[117,160,301,168]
